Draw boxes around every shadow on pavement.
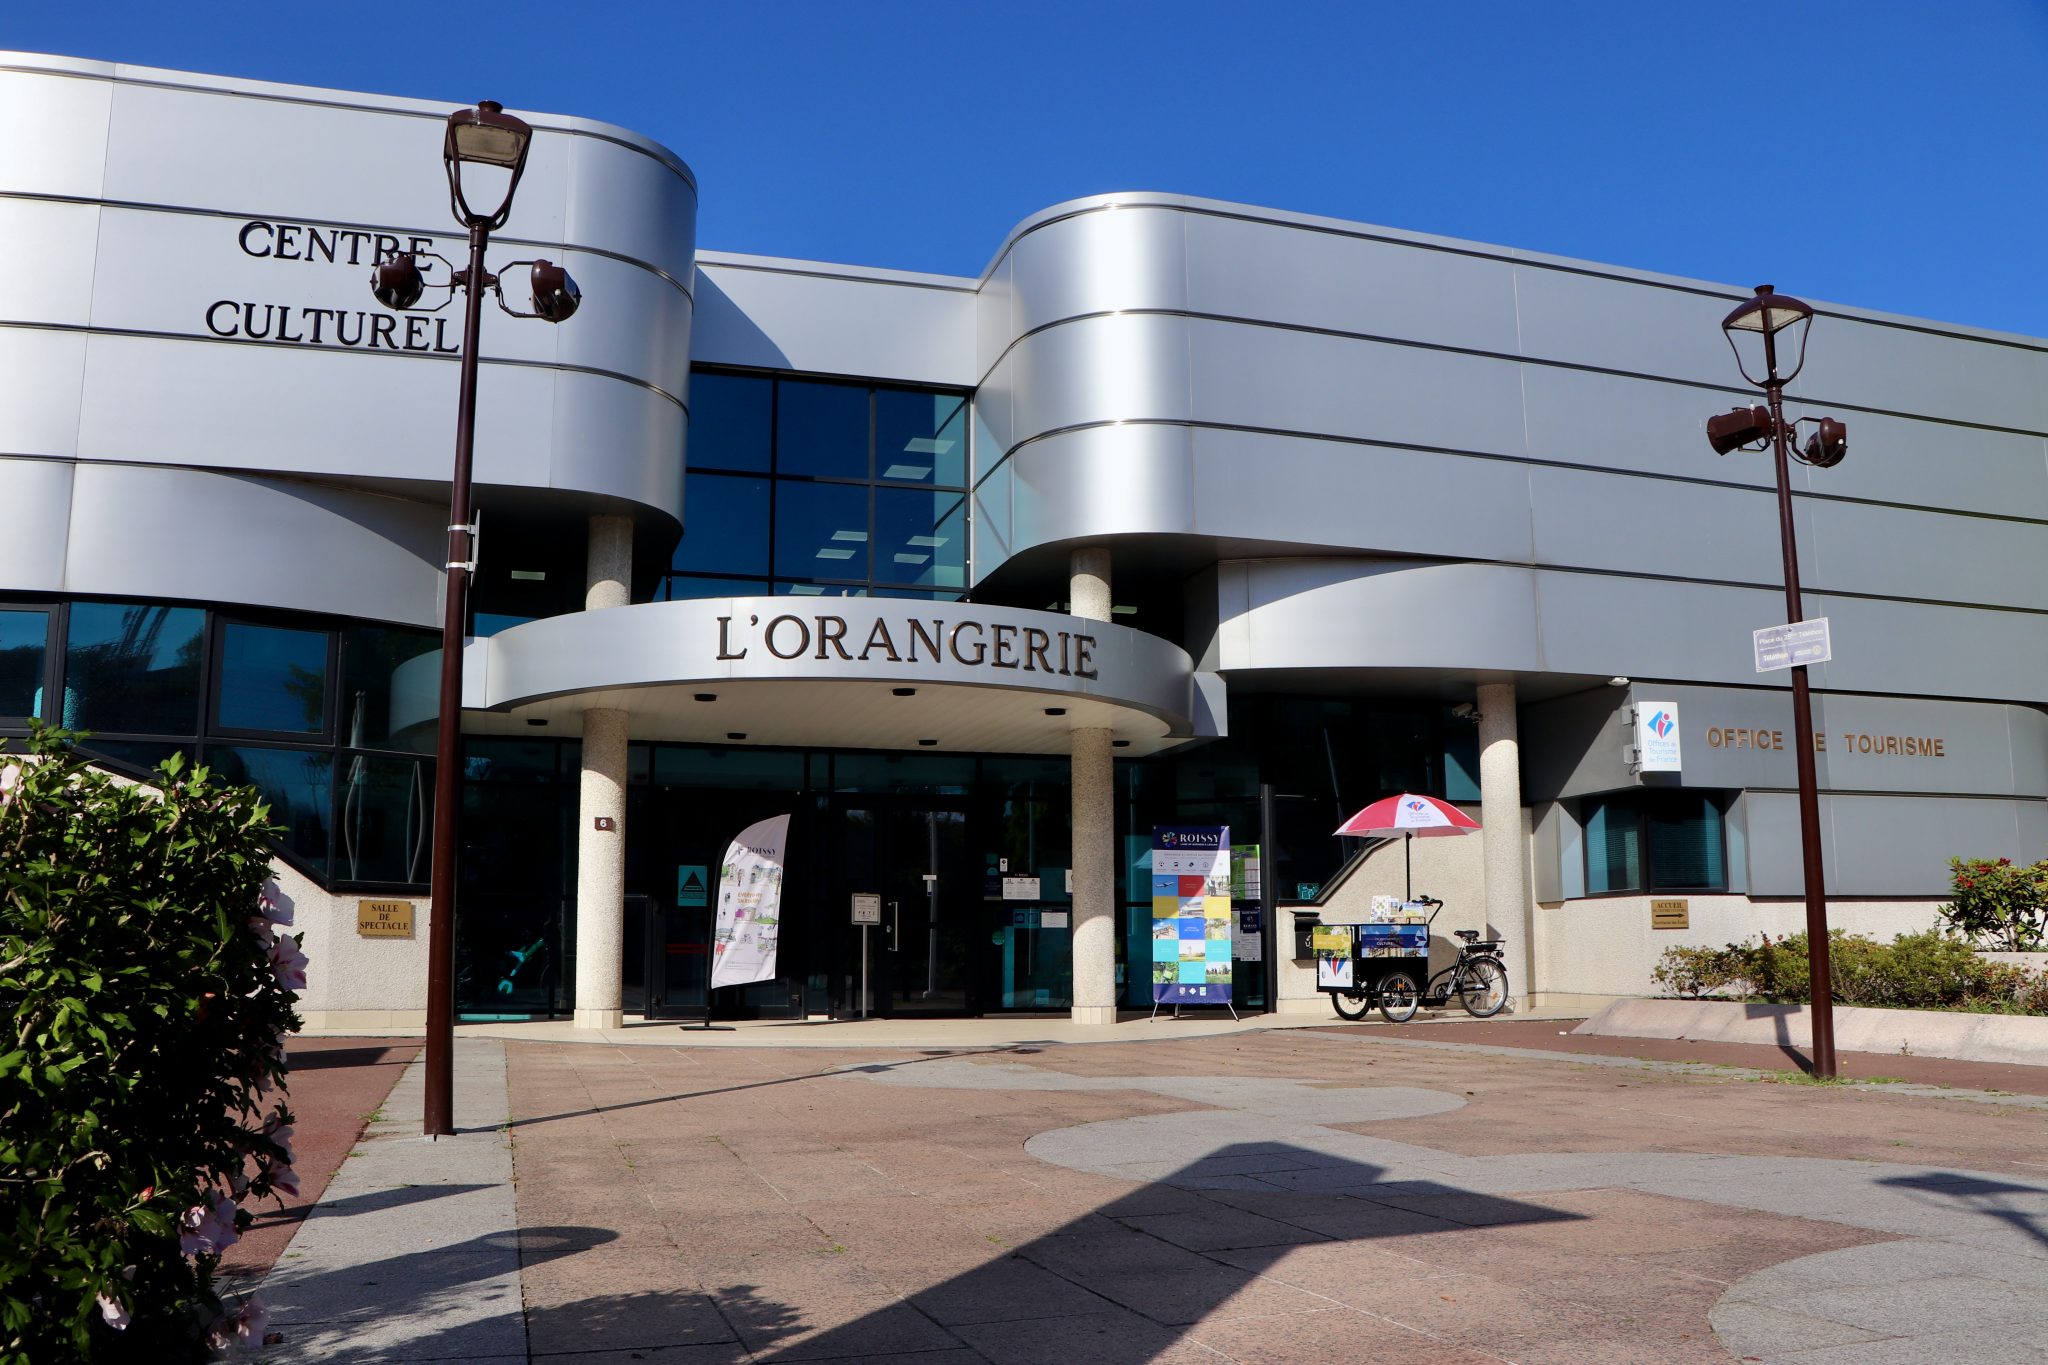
[287,1045,421,1072]
[520,1143,1582,1362]
[1879,1172,2048,1252]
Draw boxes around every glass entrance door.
[838,800,973,1015]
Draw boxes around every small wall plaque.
[1650,898,1689,930]
[358,899,415,939]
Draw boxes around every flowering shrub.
[0,726,302,1362]
[1939,856,2048,952]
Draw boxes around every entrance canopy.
[399,598,1224,756]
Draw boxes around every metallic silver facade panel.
[1181,211,1522,356]
[0,458,77,588]
[1209,559,1544,676]
[60,465,444,626]
[690,256,975,387]
[1005,206,1188,338]
[0,54,698,630]
[1744,792,2042,898]
[1524,684,2048,802]
[0,63,112,199]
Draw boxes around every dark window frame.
[0,600,59,728]
[1580,789,1730,896]
[208,618,340,744]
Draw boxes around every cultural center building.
[4,51,2044,1030]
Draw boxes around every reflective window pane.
[0,608,48,719]
[666,575,769,601]
[875,389,968,486]
[64,602,206,735]
[875,488,966,588]
[337,753,433,885]
[208,745,333,872]
[776,381,868,479]
[217,622,329,735]
[341,626,438,753]
[674,474,770,575]
[1584,795,1643,894]
[688,372,772,472]
[1647,791,1726,890]
[773,482,870,580]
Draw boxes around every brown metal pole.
[422,221,492,1137]
[1762,326,1838,1079]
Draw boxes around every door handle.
[889,900,899,945]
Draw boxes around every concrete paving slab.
[260,1038,524,1363]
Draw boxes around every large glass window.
[671,370,970,602]
[0,608,48,720]
[876,389,967,487]
[688,372,773,473]
[1584,790,1727,894]
[776,381,870,479]
[215,622,330,736]
[774,482,870,581]
[674,475,771,576]
[209,745,334,869]
[64,602,206,736]
[341,626,439,753]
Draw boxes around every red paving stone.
[1311,1016,2048,1095]
[498,1029,2048,1363]
[217,1037,419,1281]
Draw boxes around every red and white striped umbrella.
[1333,793,1481,838]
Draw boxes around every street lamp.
[1706,284,1849,1078]
[371,100,582,1137]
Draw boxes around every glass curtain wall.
[0,596,437,890]
[670,370,969,602]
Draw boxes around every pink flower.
[262,1117,296,1166]
[178,1195,239,1256]
[264,1161,301,1200]
[0,763,19,806]
[268,935,308,992]
[258,883,295,928]
[96,1292,130,1330]
[234,1297,269,1347]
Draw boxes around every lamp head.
[1706,405,1774,455]
[1801,416,1848,469]
[370,252,426,310]
[1721,284,1816,385]
[443,100,533,229]
[529,260,581,322]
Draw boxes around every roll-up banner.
[709,814,790,991]
[1149,824,1231,1006]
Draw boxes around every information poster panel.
[710,814,790,990]
[1150,825,1231,1006]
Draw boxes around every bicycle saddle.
[1454,929,1480,942]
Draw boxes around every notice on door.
[677,865,709,908]
[1002,875,1041,900]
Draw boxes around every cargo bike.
[1314,896,1510,1023]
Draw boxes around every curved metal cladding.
[0,52,696,627]
[972,194,2048,704]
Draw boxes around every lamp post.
[1706,285,1849,1078]
[371,101,582,1137]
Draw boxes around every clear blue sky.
[8,2,2045,335]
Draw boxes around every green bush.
[1939,856,2048,951]
[0,726,302,1362]
[1653,927,2044,1014]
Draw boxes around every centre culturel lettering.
[203,219,462,353]
[715,612,1100,679]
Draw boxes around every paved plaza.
[260,1024,2048,1363]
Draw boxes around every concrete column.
[1069,546,1117,1026]
[574,516,633,1030]
[1476,682,1532,1010]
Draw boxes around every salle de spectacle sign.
[715,611,1101,680]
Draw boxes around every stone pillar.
[573,516,633,1030]
[1476,682,1531,1010]
[1069,547,1117,1026]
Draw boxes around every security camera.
[1450,702,1482,722]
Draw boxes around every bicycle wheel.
[1329,989,1372,1021]
[1377,971,1420,1024]
[1458,958,1509,1018]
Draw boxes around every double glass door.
[836,799,973,1015]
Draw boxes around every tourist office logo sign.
[1634,700,1682,773]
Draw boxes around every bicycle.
[1327,954,1423,1024]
